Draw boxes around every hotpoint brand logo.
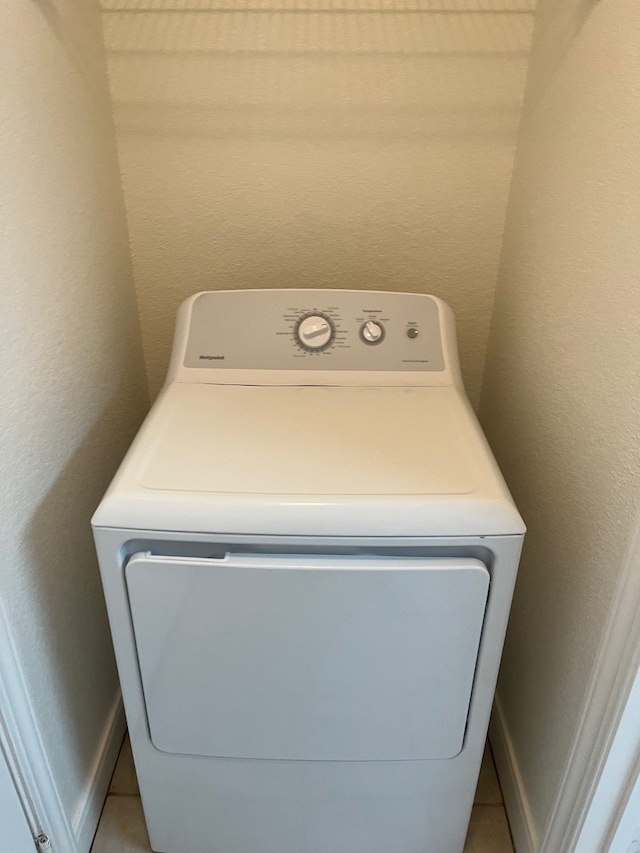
[199,354,225,360]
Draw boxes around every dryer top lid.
[93,383,524,537]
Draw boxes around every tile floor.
[92,736,513,852]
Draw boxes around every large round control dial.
[295,313,335,352]
[360,320,385,344]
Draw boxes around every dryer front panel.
[126,553,489,762]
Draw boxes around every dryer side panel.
[126,553,489,762]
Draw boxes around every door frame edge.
[0,599,77,853]
[539,509,640,853]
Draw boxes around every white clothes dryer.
[92,289,524,853]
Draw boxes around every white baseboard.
[490,694,539,853]
[72,691,126,853]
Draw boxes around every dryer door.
[126,552,489,761]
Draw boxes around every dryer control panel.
[169,289,461,386]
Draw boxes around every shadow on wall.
[101,0,534,141]
[32,0,115,114]
[521,0,601,111]
[24,377,148,802]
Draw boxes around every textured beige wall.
[480,0,640,843]
[0,0,148,832]
[101,0,534,403]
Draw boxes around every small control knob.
[295,313,334,351]
[360,320,384,345]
